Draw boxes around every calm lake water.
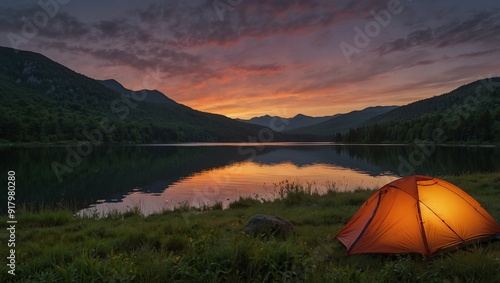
[1,143,499,216]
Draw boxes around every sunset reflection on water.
[80,161,397,216]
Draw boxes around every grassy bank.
[1,173,499,282]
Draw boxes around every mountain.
[238,113,338,131]
[99,79,178,105]
[367,78,500,125]
[340,78,500,143]
[0,46,285,143]
[289,106,399,136]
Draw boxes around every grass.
[1,172,499,282]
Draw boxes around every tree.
[346,128,357,143]
[422,122,433,140]
[335,132,342,143]
[478,110,493,141]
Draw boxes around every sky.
[1,0,500,119]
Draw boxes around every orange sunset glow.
[1,1,499,119]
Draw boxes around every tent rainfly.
[336,175,500,258]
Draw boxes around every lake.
[1,143,499,216]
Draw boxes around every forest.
[337,108,500,144]
[336,78,500,144]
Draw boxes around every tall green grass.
[0,172,499,282]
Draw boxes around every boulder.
[243,214,295,238]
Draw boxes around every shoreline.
[1,141,499,148]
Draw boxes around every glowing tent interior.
[335,175,500,257]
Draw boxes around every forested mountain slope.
[339,78,500,143]
[0,46,280,143]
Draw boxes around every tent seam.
[346,188,384,255]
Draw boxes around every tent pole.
[416,200,431,260]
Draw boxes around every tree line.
[336,108,500,144]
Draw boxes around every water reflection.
[0,144,498,216]
[80,161,397,216]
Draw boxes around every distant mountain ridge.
[287,106,399,136]
[238,114,338,131]
[241,106,398,136]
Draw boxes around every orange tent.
[336,175,500,257]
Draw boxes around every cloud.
[0,0,382,79]
[454,48,500,59]
[0,7,29,31]
[228,63,286,74]
[129,0,380,48]
[0,6,92,40]
[35,39,211,82]
[2,1,333,84]
[378,11,500,55]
